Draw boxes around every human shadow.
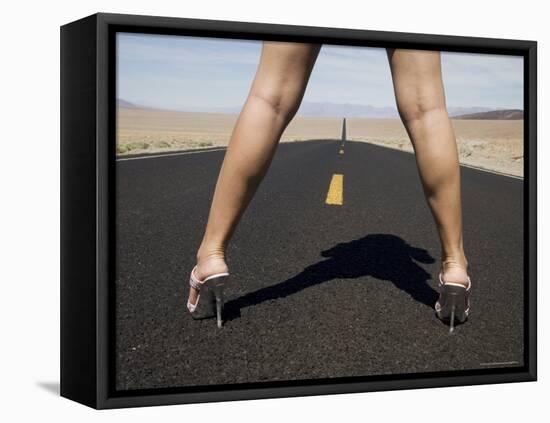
[224,234,438,321]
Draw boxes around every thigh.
[386,48,446,116]
[251,42,321,101]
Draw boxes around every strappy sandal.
[187,266,229,328]
[435,270,471,333]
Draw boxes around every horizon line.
[117,99,524,115]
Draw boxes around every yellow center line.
[325,174,344,205]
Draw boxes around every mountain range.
[453,109,523,120]
[117,99,521,120]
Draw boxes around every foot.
[440,254,470,288]
[188,253,229,307]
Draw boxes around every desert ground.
[117,107,523,177]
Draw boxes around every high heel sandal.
[187,266,229,328]
[435,269,471,334]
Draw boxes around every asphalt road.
[115,139,524,391]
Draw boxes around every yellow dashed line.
[325,174,343,205]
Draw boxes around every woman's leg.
[387,49,469,285]
[189,42,320,305]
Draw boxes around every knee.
[249,87,301,122]
[397,99,448,125]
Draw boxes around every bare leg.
[387,49,469,285]
[189,42,320,305]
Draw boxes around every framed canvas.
[60,12,537,409]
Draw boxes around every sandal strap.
[438,271,471,291]
[189,266,204,291]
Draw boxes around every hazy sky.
[117,32,524,111]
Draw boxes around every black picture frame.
[60,12,537,409]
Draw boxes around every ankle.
[197,241,226,263]
[196,242,228,279]
[441,250,468,270]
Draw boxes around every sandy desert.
[117,107,523,177]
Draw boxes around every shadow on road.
[224,234,438,321]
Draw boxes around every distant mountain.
[276,103,513,119]
[453,109,523,120]
[447,107,496,117]
[117,99,520,120]
[115,100,400,117]
[297,104,520,119]
[117,99,137,108]
[296,102,398,118]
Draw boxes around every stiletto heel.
[449,296,456,334]
[435,271,471,334]
[213,285,224,329]
[187,266,229,327]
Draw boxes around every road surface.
[115,139,524,391]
